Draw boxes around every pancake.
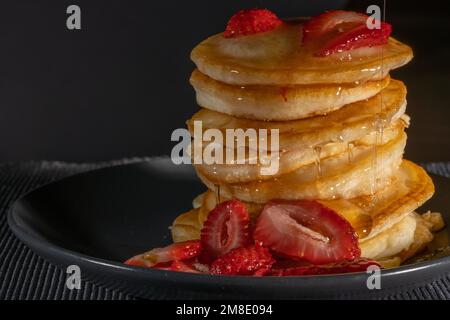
[171,208,202,243]
[396,213,435,262]
[361,212,437,263]
[171,160,434,246]
[191,69,391,121]
[320,160,435,240]
[191,21,413,85]
[198,130,406,203]
[359,213,417,260]
[167,12,440,269]
[190,80,407,183]
[195,119,405,184]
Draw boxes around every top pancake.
[191,69,390,121]
[191,21,413,86]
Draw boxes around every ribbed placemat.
[0,160,449,300]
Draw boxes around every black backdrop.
[1,0,449,162]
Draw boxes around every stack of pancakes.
[171,21,440,266]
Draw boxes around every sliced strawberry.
[124,240,202,268]
[151,260,202,273]
[168,261,201,273]
[316,22,392,57]
[303,10,367,43]
[302,10,392,57]
[224,9,282,38]
[273,258,380,276]
[201,199,251,258]
[253,267,272,277]
[253,200,360,265]
[210,243,275,275]
[124,254,152,268]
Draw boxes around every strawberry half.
[124,254,151,268]
[224,9,282,38]
[153,260,202,274]
[201,200,251,258]
[253,200,360,265]
[124,240,202,268]
[303,10,367,43]
[210,243,275,275]
[316,22,392,57]
[302,10,392,57]
[273,258,380,276]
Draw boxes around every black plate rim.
[8,205,450,287]
[6,159,450,291]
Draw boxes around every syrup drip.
[354,197,377,238]
[347,142,354,164]
[370,6,387,201]
[370,113,387,197]
[365,4,388,206]
[215,184,221,204]
[370,144,378,197]
[313,145,323,178]
[376,115,385,189]
[353,214,374,238]
[237,85,246,103]
[280,87,289,102]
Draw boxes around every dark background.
[0,0,449,163]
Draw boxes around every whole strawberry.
[224,9,282,38]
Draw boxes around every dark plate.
[7,157,450,299]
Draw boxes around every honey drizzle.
[313,145,323,178]
[370,2,388,200]
[357,5,388,234]
[215,184,221,204]
[353,213,374,238]
[347,142,354,164]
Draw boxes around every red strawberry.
[124,240,202,268]
[224,9,282,38]
[273,258,380,276]
[124,254,151,268]
[168,261,201,273]
[316,22,392,57]
[170,261,199,273]
[302,10,392,57]
[210,243,275,275]
[253,200,360,265]
[201,200,251,258]
[152,260,202,273]
[303,10,367,43]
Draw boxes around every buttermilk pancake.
[198,131,407,202]
[172,161,435,263]
[126,9,444,276]
[191,21,413,86]
[195,120,405,184]
[190,80,407,183]
[191,69,391,121]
